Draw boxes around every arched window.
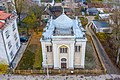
[60,46,68,53]
[61,58,67,63]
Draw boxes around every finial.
[62,6,65,14]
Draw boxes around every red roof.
[0,22,4,29]
[0,11,12,20]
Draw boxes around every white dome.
[53,14,73,28]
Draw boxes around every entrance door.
[61,58,67,69]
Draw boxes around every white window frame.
[8,41,12,49]
[60,47,67,53]
[5,30,10,39]
[46,45,52,52]
[75,46,81,52]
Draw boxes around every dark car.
[20,36,28,42]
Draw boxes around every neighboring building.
[87,8,99,16]
[40,12,87,69]
[0,0,16,13]
[0,11,21,66]
[32,0,41,6]
[41,0,55,6]
[92,20,112,33]
[99,13,110,20]
[74,0,86,3]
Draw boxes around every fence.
[13,69,105,75]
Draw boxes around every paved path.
[86,22,120,74]
[0,74,120,80]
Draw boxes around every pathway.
[0,74,120,80]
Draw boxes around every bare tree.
[14,0,31,25]
[109,0,120,65]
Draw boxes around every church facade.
[40,13,87,69]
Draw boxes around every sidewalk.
[0,74,120,80]
[11,43,28,69]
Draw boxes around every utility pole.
[46,54,49,79]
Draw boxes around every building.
[87,8,99,16]
[40,11,87,69]
[32,0,41,6]
[0,0,16,13]
[0,11,21,66]
[41,0,55,6]
[92,20,112,33]
[99,13,110,20]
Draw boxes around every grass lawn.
[85,35,101,70]
[16,31,43,70]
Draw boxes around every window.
[46,46,52,52]
[8,41,12,49]
[16,42,19,49]
[60,47,67,53]
[10,51,14,59]
[5,30,10,39]
[14,33,17,41]
[12,24,16,31]
[75,46,81,52]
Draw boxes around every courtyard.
[15,32,104,74]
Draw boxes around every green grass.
[17,44,36,70]
[16,43,43,70]
[33,48,43,70]
[85,42,97,69]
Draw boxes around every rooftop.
[0,22,4,29]
[0,11,11,20]
[53,28,74,36]
[93,20,109,28]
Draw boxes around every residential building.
[40,11,87,69]
[0,11,21,67]
[41,0,55,6]
[92,20,112,33]
[0,0,16,13]
[87,8,99,16]
[32,0,41,6]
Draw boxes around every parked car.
[20,36,28,42]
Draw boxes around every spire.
[62,6,65,14]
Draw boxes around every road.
[86,21,120,74]
[0,74,120,80]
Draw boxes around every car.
[20,36,28,42]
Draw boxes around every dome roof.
[53,14,73,28]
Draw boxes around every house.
[87,8,99,16]
[92,20,112,33]
[0,0,16,13]
[74,0,86,3]
[40,11,87,69]
[99,13,110,20]
[32,0,41,6]
[0,11,21,67]
[41,0,55,6]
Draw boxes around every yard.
[16,31,43,70]
[85,35,102,70]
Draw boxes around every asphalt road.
[86,22,120,74]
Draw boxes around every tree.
[108,0,120,65]
[14,0,31,25]
[22,13,37,35]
